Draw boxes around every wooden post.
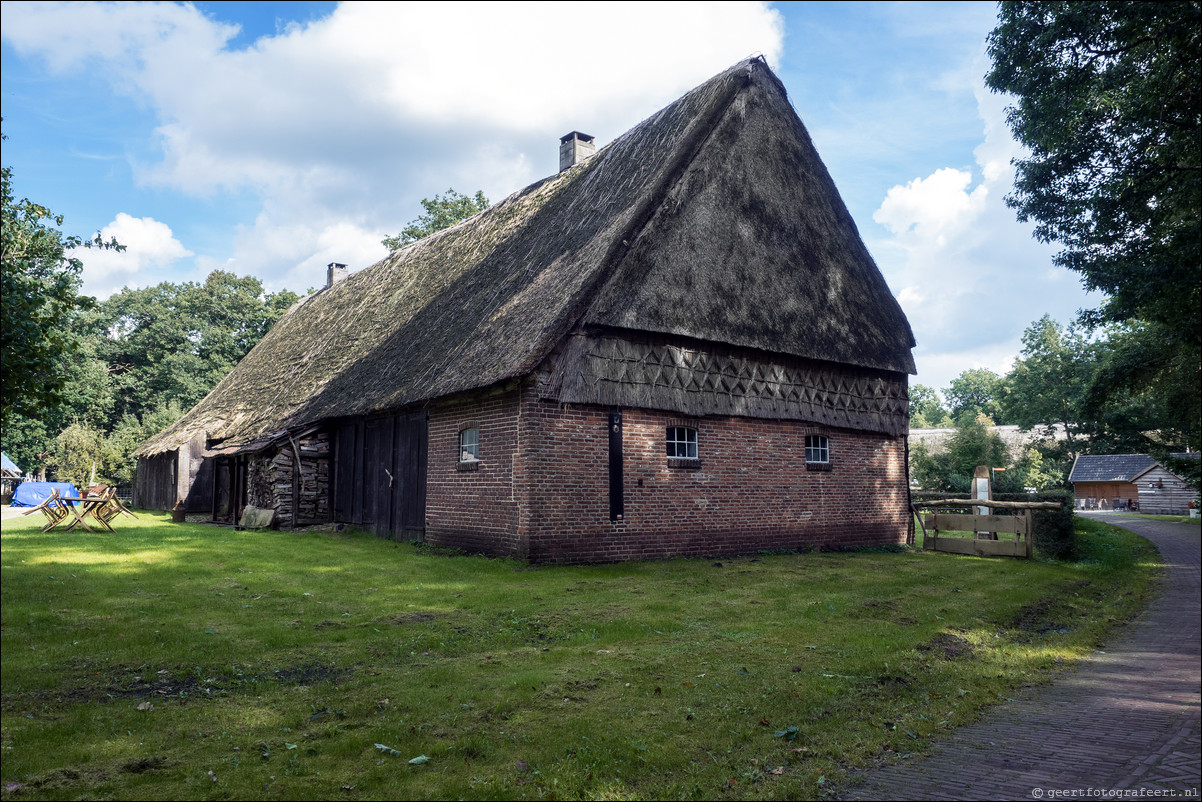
[972,466,996,540]
[1025,509,1034,559]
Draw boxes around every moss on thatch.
[139,58,914,457]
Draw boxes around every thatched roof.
[139,58,915,457]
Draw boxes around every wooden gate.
[913,499,1061,559]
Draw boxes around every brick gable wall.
[425,383,909,563]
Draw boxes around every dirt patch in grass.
[120,756,169,774]
[917,632,975,660]
[6,661,355,709]
[388,612,441,625]
[1009,581,1093,636]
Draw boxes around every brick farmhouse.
[135,58,917,563]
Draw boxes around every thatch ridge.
[139,58,913,456]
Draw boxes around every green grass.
[1114,513,1201,525]
[1,511,1159,800]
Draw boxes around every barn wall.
[134,451,178,510]
[425,388,522,555]
[424,383,909,563]
[1136,467,1194,514]
[518,392,908,563]
[1072,481,1139,508]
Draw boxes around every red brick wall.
[425,383,909,563]
[516,388,908,563]
[425,388,524,556]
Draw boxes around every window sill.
[805,462,833,472]
[667,457,702,470]
[457,460,481,472]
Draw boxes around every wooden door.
[392,410,428,540]
[339,412,427,539]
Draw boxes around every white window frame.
[805,434,830,465]
[666,426,699,460]
[459,427,480,462]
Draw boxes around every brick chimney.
[326,262,348,289]
[559,131,596,173]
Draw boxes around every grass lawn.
[1114,513,1201,525]
[1,511,1158,800]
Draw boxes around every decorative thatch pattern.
[543,333,908,436]
[139,57,914,457]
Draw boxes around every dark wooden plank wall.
[134,451,178,510]
[333,411,427,539]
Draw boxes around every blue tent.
[11,482,80,508]
[1,452,20,475]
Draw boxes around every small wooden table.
[60,496,113,532]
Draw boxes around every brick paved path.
[840,515,1200,801]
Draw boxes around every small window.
[666,426,698,460]
[805,434,830,466]
[459,427,480,462]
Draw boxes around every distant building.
[909,424,1071,461]
[1069,454,1197,513]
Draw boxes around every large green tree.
[944,368,1009,424]
[1003,315,1094,456]
[97,271,300,422]
[909,384,953,428]
[986,1,1201,448]
[910,413,1011,492]
[1,133,120,428]
[381,189,490,251]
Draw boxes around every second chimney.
[559,131,596,173]
[326,262,348,289]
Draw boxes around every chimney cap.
[559,131,595,144]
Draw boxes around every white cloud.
[913,341,1021,396]
[75,213,193,299]
[3,1,784,292]
[868,49,1101,393]
[873,167,988,245]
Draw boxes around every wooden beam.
[913,499,1062,510]
[930,538,1028,557]
[929,513,1029,534]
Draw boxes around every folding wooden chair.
[102,488,138,521]
[21,489,71,532]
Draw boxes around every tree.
[98,271,300,422]
[381,189,490,250]
[910,413,1010,492]
[50,420,112,488]
[986,2,1201,448]
[1002,315,1094,456]
[1,131,121,428]
[945,368,1008,424]
[909,384,953,428]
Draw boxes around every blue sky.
[0,1,1100,395]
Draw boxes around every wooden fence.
[913,499,1063,559]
